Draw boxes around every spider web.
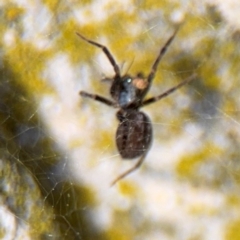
[1,1,240,239]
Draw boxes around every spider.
[76,29,196,185]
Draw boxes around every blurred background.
[1,0,240,239]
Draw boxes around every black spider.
[76,29,196,185]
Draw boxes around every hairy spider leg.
[141,28,179,99]
[76,32,121,77]
[111,151,147,186]
[142,73,197,106]
[80,91,116,107]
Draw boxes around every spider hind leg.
[111,153,147,186]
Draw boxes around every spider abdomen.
[116,110,152,159]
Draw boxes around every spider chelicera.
[76,29,196,185]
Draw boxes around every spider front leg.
[140,28,179,98]
[76,32,121,77]
[80,91,116,107]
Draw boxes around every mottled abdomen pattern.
[116,110,152,159]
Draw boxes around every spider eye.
[126,78,132,83]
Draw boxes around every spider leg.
[141,28,179,98]
[142,73,197,107]
[76,32,121,77]
[110,152,147,186]
[80,91,116,107]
